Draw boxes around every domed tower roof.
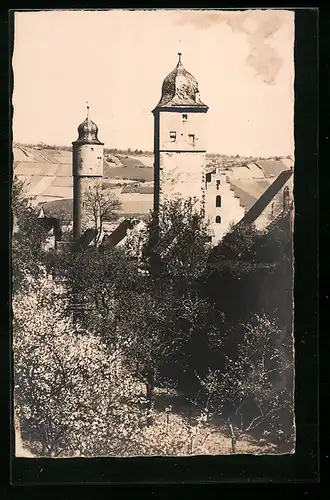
[154,53,208,111]
[73,104,104,145]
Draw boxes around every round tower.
[72,105,104,240]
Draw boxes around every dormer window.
[182,114,188,121]
[169,131,176,142]
[188,134,195,145]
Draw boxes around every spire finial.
[86,101,90,118]
[178,52,182,64]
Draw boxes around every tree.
[113,199,218,423]
[124,220,149,262]
[59,244,141,331]
[13,269,221,457]
[11,175,48,293]
[46,207,72,240]
[143,198,212,295]
[12,270,143,457]
[83,181,122,242]
[194,313,294,447]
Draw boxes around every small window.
[216,195,221,207]
[188,134,195,145]
[182,114,188,121]
[169,131,176,142]
[91,147,94,151]
[216,180,221,190]
[215,216,221,224]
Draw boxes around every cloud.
[174,9,293,85]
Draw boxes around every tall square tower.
[153,54,209,214]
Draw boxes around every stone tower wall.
[159,151,206,211]
[72,142,104,239]
[72,143,103,177]
[159,111,206,151]
[155,109,207,213]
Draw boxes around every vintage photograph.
[12,9,295,457]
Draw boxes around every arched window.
[215,216,221,224]
[216,195,221,207]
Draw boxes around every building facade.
[205,171,245,242]
[72,106,104,240]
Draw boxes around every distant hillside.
[12,144,155,218]
[13,143,292,221]
[13,143,291,170]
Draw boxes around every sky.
[12,9,295,156]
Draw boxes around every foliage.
[194,314,294,444]
[124,221,149,261]
[12,183,294,455]
[11,175,48,293]
[12,271,227,457]
[83,181,122,239]
[144,198,212,292]
[204,220,292,325]
[52,244,141,328]
[13,271,143,457]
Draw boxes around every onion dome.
[154,53,208,110]
[73,104,104,145]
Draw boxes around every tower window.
[216,180,221,190]
[188,134,195,145]
[169,131,176,142]
[215,216,221,224]
[182,114,188,121]
[216,195,221,207]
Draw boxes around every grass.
[16,385,281,458]
[148,388,281,456]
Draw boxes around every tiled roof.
[75,228,98,250]
[254,159,291,178]
[101,219,138,248]
[238,170,293,225]
[38,217,62,241]
[73,115,103,146]
[229,179,273,211]
[224,158,292,181]
[155,54,208,110]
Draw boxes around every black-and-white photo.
[12,9,295,457]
